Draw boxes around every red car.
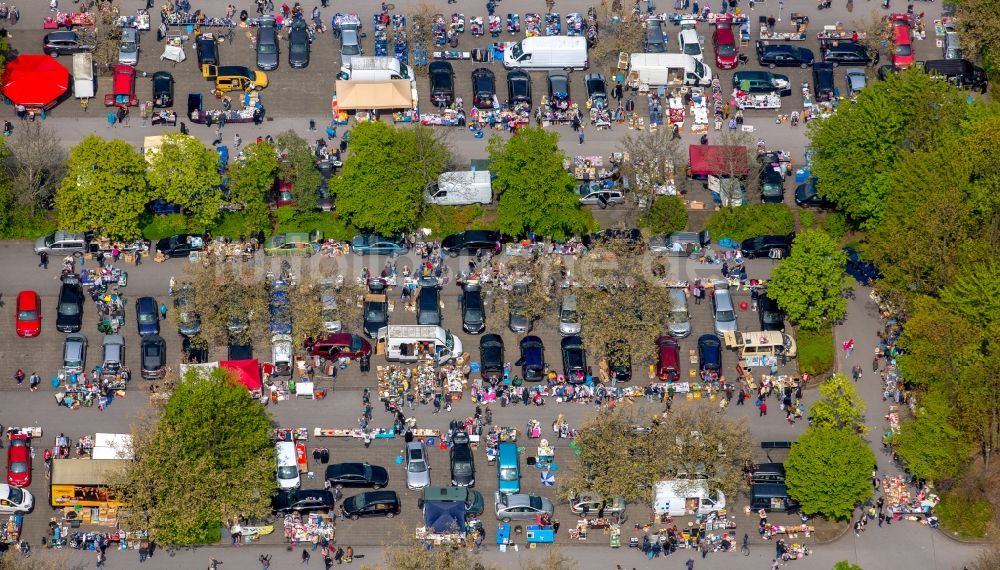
[890,15,914,69]
[14,290,41,337]
[272,179,295,208]
[6,433,31,488]
[655,336,680,382]
[104,64,139,107]
[712,25,739,70]
[309,333,372,360]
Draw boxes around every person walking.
[14,369,25,385]
[686,558,695,570]
[260,553,272,569]
[38,251,49,269]
[759,401,767,416]
[95,550,106,567]
[578,129,585,144]
[138,540,149,562]
[135,249,142,266]
[303,548,311,565]
[29,372,40,392]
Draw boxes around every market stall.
[188,91,264,125]
[283,511,335,546]
[0,55,70,112]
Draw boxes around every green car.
[263,230,324,256]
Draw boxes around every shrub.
[0,205,57,240]
[419,204,493,238]
[821,212,849,241]
[641,195,688,234]
[936,492,993,539]
[141,213,189,241]
[799,209,816,230]
[797,326,834,376]
[705,204,794,242]
[274,207,356,241]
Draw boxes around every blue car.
[697,334,722,376]
[517,336,545,382]
[350,234,408,256]
[269,288,292,334]
[135,296,160,336]
[843,247,882,286]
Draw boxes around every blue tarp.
[423,501,466,534]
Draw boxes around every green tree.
[146,133,223,228]
[641,195,688,234]
[229,141,279,236]
[894,389,971,482]
[0,138,13,235]
[832,562,863,570]
[489,128,593,240]
[806,69,965,228]
[332,122,449,234]
[809,374,868,435]
[940,261,1000,330]
[111,367,276,544]
[55,135,149,239]
[276,131,321,214]
[897,296,982,389]
[704,203,794,241]
[766,230,848,331]
[957,0,1000,69]
[785,427,874,520]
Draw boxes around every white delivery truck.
[72,52,95,100]
[652,480,726,517]
[340,56,415,81]
[628,53,712,87]
[425,170,493,206]
[377,325,464,364]
[503,36,588,70]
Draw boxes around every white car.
[678,25,704,63]
[494,492,554,522]
[119,28,139,66]
[405,441,431,489]
[845,68,867,96]
[0,484,33,514]
[271,334,293,377]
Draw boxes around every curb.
[933,525,991,545]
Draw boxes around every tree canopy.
[331,122,449,234]
[489,128,594,240]
[229,141,279,236]
[112,367,275,544]
[276,130,321,214]
[894,390,971,483]
[785,427,874,520]
[641,195,688,235]
[808,374,868,435]
[184,257,270,345]
[766,230,848,331]
[146,133,223,228]
[56,135,149,239]
[7,121,66,217]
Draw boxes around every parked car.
[740,233,794,259]
[287,19,310,68]
[507,70,532,105]
[140,334,166,379]
[813,62,835,102]
[271,489,335,515]
[845,68,867,95]
[34,231,87,256]
[823,42,875,66]
[416,285,442,326]
[263,231,321,256]
[151,71,174,108]
[196,33,219,73]
[6,433,31,488]
[472,68,496,109]
[363,280,389,339]
[419,485,484,517]
[318,280,342,333]
[585,73,608,109]
[568,492,627,520]
[156,234,203,257]
[758,292,786,332]
[135,296,160,336]
[494,492,554,522]
[450,432,476,487]
[794,177,834,208]
[460,283,486,334]
[712,25,739,69]
[479,334,505,382]
[507,279,533,333]
[606,340,632,383]
[891,15,915,69]
[350,234,408,255]
[405,442,431,489]
[341,490,401,519]
[269,289,292,335]
[577,182,623,208]
[644,18,668,52]
[325,462,389,489]
[756,41,814,68]
[760,164,785,204]
[63,333,87,374]
[43,31,93,56]
[182,336,209,363]
[0,484,33,514]
[118,27,139,66]
[517,336,546,382]
[108,64,138,107]
[732,70,792,96]
[309,333,372,360]
[429,61,455,106]
[678,26,704,61]
[655,336,680,382]
[174,285,201,336]
[339,23,362,66]
[843,246,882,285]
[255,15,279,70]
[547,71,571,109]
[14,290,41,337]
[441,230,499,255]
[56,278,84,333]
[697,334,722,375]
[560,335,588,384]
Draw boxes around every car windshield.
[683,42,700,56]
[10,462,27,474]
[510,42,523,59]
[762,310,783,323]
[408,460,426,473]
[561,310,578,323]
[342,41,360,55]
[138,311,157,324]
[432,70,450,87]
[18,310,37,320]
[290,41,307,54]
[366,304,386,320]
[121,41,136,52]
[475,76,493,93]
[7,486,23,503]
[482,345,502,363]
[693,59,706,78]
[529,496,543,510]
[716,309,736,322]
[566,349,584,368]
[143,343,160,357]
[669,309,688,324]
[278,466,298,479]
[717,44,735,56]
[763,183,783,196]
[350,336,363,352]
[499,468,518,481]
[453,460,472,474]
[895,44,911,57]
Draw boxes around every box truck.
[425,170,492,206]
[628,53,712,87]
[72,53,95,100]
[503,36,588,70]
[376,325,464,364]
[652,480,726,516]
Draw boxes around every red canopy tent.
[1,55,69,110]
[220,359,263,395]
[688,144,749,179]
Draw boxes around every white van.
[340,56,415,81]
[652,480,726,516]
[275,441,301,490]
[377,325,464,364]
[628,53,712,87]
[425,170,492,206]
[503,36,588,70]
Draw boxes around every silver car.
[405,441,431,489]
[340,24,362,67]
[256,15,279,70]
[845,68,867,96]
[494,492,554,522]
[118,28,139,66]
[63,333,88,374]
[319,280,342,333]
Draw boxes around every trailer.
[72,53,95,100]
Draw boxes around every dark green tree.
[641,195,688,234]
[229,141,279,236]
[785,427,874,520]
[276,131,321,214]
[766,230,848,331]
[894,389,971,483]
[489,128,593,240]
[146,133,223,228]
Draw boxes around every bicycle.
[741,533,750,556]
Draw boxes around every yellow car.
[204,65,268,92]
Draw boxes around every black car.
[560,335,588,384]
[822,42,876,66]
[697,334,722,374]
[582,228,644,251]
[151,71,174,108]
[182,336,209,363]
[324,462,389,489]
[843,247,882,285]
[472,68,496,110]
[606,340,632,384]
[416,285,442,326]
[287,19,311,69]
[56,277,84,333]
[460,283,485,334]
[794,177,834,208]
[756,41,815,68]
[740,233,795,259]
[272,489,336,515]
[429,61,455,107]
[342,490,401,520]
[517,336,546,382]
[812,62,835,102]
[362,279,389,339]
[507,70,532,105]
[441,230,499,256]
[760,165,785,204]
[255,15,279,71]
[479,334,505,382]
[758,292,786,332]
[196,34,219,72]
[585,73,608,109]
[140,335,166,379]
[43,31,93,56]
[227,341,253,361]
[156,234,203,257]
[547,71,571,110]
[450,432,476,487]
